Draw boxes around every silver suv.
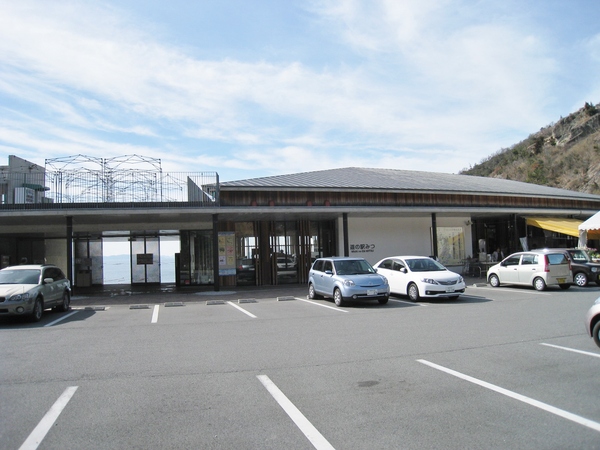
[0,264,71,322]
[308,257,390,306]
[487,250,572,291]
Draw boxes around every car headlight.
[381,276,389,285]
[9,293,30,302]
[421,278,439,285]
[343,279,355,287]
[592,267,599,273]
[458,276,464,283]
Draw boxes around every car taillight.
[543,255,550,272]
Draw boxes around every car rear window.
[547,253,568,265]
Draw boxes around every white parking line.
[257,375,335,450]
[389,298,426,306]
[472,286,551,295]
[297,298,348,312]
[541,343,600,359]
[19,386,78,450]
[151,305,160,323]
[418,359,600,433]
[44,311,79,327]
[226,301,257,318]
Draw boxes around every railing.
[0,171,219,208]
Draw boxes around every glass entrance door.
[236,222,257,285]
[75,238,103,286]
[130,235,160,284]
[272,221,299,284]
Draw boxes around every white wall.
[340,216,473,269]
[45,239,68,273]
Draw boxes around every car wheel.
[574,272,588,287]
[407,283,420,301]
[56,291,70,312]
[533,277,546,291]
[29,297,43,322]
[378,296,389,305]
[333,288,345,307]
[308,283,321,300]
[489,274,500,287]
[559,283,571,290]
[593,321,600,348]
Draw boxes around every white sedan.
[373,256,466,301]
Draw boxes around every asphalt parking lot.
[1,280,599,449]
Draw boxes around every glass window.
[236,222,256,286]
[569,250,589,261]
[393,261,404,271]
[521,254,537,265]
[379,259,393,269]
[505,255,521,266]
[179,230,213,285]
[272,221,298,284]
[548,253,567,265]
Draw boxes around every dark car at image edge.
[563,248,600,287]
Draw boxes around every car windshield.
[406,258,446,272]
[334,259,375,275]
[0,269,41,284]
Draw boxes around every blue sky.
[1,0,599,181]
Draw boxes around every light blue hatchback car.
[308,257,389,307]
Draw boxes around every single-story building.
[1,155,599,289]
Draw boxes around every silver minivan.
[487,250,572,291]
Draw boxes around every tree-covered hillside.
[460,102,600,194]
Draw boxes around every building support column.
[512,214,519,253]
[343,213,349,257]
[212,214,220,292]
[66,216,73,289]
[431,213,438,259]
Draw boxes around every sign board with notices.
[218,232,236,276]
[14,187,35,204]
[136,253,154,265]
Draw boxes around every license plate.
[557,278,565,283]
[367,289,377,296]
[445,287,455,293]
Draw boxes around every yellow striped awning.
[525,217,582,238]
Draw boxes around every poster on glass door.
[218,232,236,276]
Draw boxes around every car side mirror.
[43,277,54,284]
[400,267,407,273]
[324,270,333,275]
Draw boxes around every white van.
[487,249,572,291]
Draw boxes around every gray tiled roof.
[221,167,600,200]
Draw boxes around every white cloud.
[0,0,596,181]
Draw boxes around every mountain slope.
[460,102,600,194]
